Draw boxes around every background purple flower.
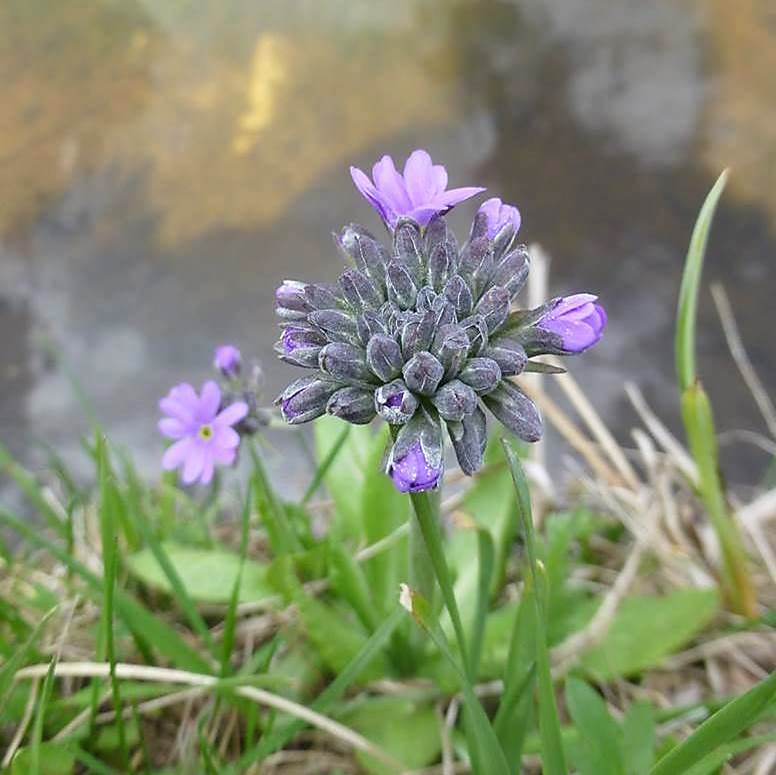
[539,294,607,353]
[478,197,521,238]
[350,149,485,228]
[214,345,241,378]
[388,441,443,493]
[159,381,248,485]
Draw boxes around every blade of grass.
[502,438,567,775]
[29,658,58,775]
[675,169,728,392]
[302,423,351,504]
[403,587,511,775]
[650,669,776,775]
[469,526,495,679]
[220,483,252,677]
[0,508,211,673]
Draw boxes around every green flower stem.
[409,489,471,678]
[408,492,437,613]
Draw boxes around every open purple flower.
[350,149,485,229]
[388,440,444,493]
[538,294,607,353]
[214,345,241,378]
[478,197,521,239]
[159,381,248,485]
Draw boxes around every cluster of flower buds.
[158,345,268,485]
[275,150,606,493]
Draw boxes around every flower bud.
[318,342,374,384]
[459,236,494,297]
[433,323,469,380]
[482,380,542,442]
[375,379,418,424]
[533,294,607,354]
[474,286,510,334]
[276,374,339,424]
[326,386,376,424]
[214,345,241,378]
[388,409,444,492]
[458,357,502,394]
[336,225,387,288]
[275,280,310,320]
[276,325,326,367]
[401,310,435,360]
[425,214,458,261]
[443,274,473,319]
[448,405,487,475]
[478,197,521,242]
[386,261,419,310]
[366,334,403,382]
[459,315,489,356]
[414,286,437,313]
[431,379,478,421]
[308,309,360,346]
[483,337,527,376]
[403,351,444,396]
[492,245,530,300]
[356,310,387,345]
[304,283,342,311]
[393,219,424,281]
[339,268,383,311]
[428,241,455,293]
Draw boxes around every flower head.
[214,345,241,378]
[536,294,607,354]
[276,154,606,493]
[350,149,485,229]
[478,197,521,239]
[159,381,248,485]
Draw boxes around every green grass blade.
[302,423,350,504]
[622,702,656,775]
[469,526,495,679]
[30,657,58,775]
[675,169,728,392]
[0,508,211,673]
[404,588,511,775]
[650,669,776,775]
[502,439,567,775]
[681,732,776,775]
[220,483,252,677]
[239,606,405,767]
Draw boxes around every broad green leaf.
[650,669,776,775]
[681,732,776,775]
[565,678,625,775]
[314,415,374,540]
[126,543,274,604]
[11,743,75,775]
[623,702,656,775]
[580,589,718,680]
[341,697,442,775]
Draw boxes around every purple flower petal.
[158,417,188,440]
[539,294,606,353]
[214,401,249,428]
[182,443,206,484]
[162,438,193,470]
[199,381,221,421]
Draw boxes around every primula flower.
[159,381,248,485]
[350,149,484,229]
[214,345,241,378]
[535,294,607,354]
[275,152,606,493]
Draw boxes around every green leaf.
[30,658,58,775]
[10,743,75,775]
[622,703,656,775]
[681,732,776,775]
[341,697,442,775]
[565,678,625,775]
[303,422,351,504]
[675,169,728,392]
[469,526,495,679]
[580,589,718,680]
[126,543,274,604]
[650,670,776,775]
[502,439,568,775]
[314,415,374,540]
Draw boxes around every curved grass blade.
[650,669,776,775]
[502,438,567,775]
[469,525,495,679]
[302,423,351,504]
[29,658,58,775]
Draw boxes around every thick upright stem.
[408,491,437,611]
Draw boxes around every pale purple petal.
[214,401,248,428]
[182,443,206,484]
[212,445,237,466]
[162,438,194,470]
[199,456,215,485]
[403,150,436,206]
[349,166,390,223]
[214,425,240,450]
[158,417,188,440]
[199,381,221,422]
[372,155,411,212]
[158,397,194,424]
[432,186,487,209]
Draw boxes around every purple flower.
[281,327,316,353]
[388,441,443,493]
[478,197,521,239]
[275,280,310,319]
[350,149,485,229]
[159,381,248,485]
[214,345,241,378]
[539,294,607,353]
